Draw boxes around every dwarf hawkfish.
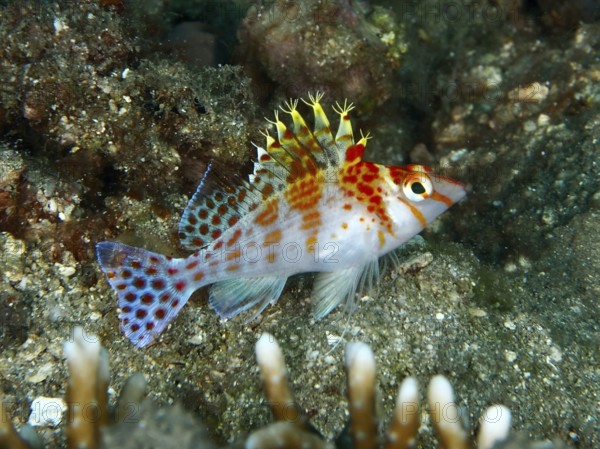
[96,93,466,348]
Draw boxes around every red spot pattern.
[151,279,165,290]
[186,260,199,270]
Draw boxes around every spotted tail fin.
[96,242,196,348]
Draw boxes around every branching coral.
[251,333,563,449]
[63,327,109,449]
[0,329,563,449]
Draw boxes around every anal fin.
[209,275,288,321]
[312,259,380,319]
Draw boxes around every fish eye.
[403,173,433,201]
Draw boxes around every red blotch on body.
[358,183,374,196]
[369,195,382,205]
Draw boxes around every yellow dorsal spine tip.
[333,99,355,116]
[280,99,298,115]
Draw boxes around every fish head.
[384,164,466,239]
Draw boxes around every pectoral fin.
[312,259,380,319]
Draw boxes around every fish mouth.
[431,174,467,205]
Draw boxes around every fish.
[96,93,466,348]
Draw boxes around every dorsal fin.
[178,163,263,250]
[179,95,364,251]
[252,93,360,183]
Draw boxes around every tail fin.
[96,242,193,348]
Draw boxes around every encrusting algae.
[96,94,465,348]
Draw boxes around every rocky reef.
[0,0,599,448]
